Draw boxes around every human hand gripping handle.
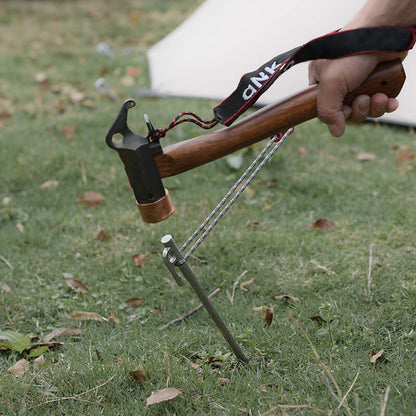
[309,53,407,137]
[155,60,405,178]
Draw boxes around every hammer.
[106,60,405,223]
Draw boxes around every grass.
[1,1,416,415]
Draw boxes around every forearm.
[344,0,416,28]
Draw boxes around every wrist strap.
[213,26,416,126]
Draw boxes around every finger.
[349,95,370,123]
[368,94,399,118]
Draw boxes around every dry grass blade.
[289,312,354,416]
[159,288,221,330]
[42,375,116,404]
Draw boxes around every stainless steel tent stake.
[160,129,293,363]
[162,234,249,363]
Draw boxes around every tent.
[147,0,416,127]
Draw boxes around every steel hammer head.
[105,99,174,223]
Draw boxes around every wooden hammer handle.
[155,59,405,178]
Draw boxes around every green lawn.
[1,1,416,415]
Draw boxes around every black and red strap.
[213,26,416,126]
[150,26,416,141]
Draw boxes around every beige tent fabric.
[147,0,415,126]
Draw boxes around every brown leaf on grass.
[76,192,105,207]
[395,148,415,165]
[125,298,144,308]
[217,377,230,385]
[132,254,149,266]
[1,282,12,293]
[61,125,76,143]
[370,349,389,364]
[34,355,46,368]
[42,327,82,343]
[267,179,278,188]
[25,341,64,352]
[129,369,146,384]
[126,66,142,77]
[275,295,300,302]
[109,310,120,324]
[312,219,335,231]
[69,311,108,322]
[299,146,309,157]
[146,387,182,407]
[150,307,163,317]
[262,307,274,325]
[40,180,60,189]
[8,359,29,377]
[254,306,274,325]
[96,230,112,241]
[357,152,376,161]
[71,91,84,104]
[66,278,89,293]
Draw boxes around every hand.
[308,54,404,137]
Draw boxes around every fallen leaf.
[42,327,82,343]
[16,223,24,233]
[69,311,108,322]
[26,342,64,352]
[0,330,31,353]
[126,66,142,77]
[35,72,47,83]
[312,219,335,231]
[8,359,30,377]
[132,254,149,267]
[299,146,309,157]
[121,76,135,86]
[109,310,120,324]
[370,349,389,364]
[262,307,274,325]
[146,387,182,407]
[129,369,146,384]
[1,282,12,293]
[275,295,300,301]
[27,345,49,358]
[96,230,112,241]
[34,355,46,368]
[61,125,76,143]
[95,347,103,361]
[125,298,144,308]
[66,278,89,293]
[267,179,278,188]
[395,148,415,165]
[150,307,163,316]
[76,192,105,207]
[40,180,60,189]
[71,91,84,103]
[217,377,230,385]
[357,152,376,161]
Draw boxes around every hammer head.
[105,99,174,223]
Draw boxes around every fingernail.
[328,124,343,137]
[342,106,352,120]
[358,97,370,114]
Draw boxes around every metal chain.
[177,127,294,265]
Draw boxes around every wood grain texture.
[155,60,405,178]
